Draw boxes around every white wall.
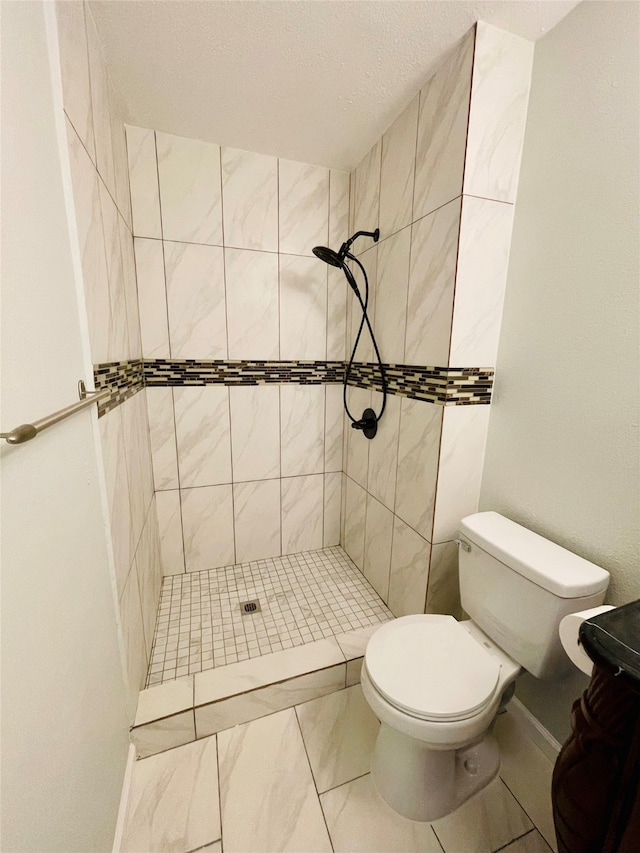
[0,2,130,849]
[480,0,640,740]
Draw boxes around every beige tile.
[135,677,194,726]
[335,623,385,661]
[131,711,195,759]
[501,830,554,853]
[320,773,442,852]
[195,637,344,705]
[121,735,220,853]
[494,712,558,851]
[432,777,533,853]
[195,665,346,738]
[218,708,332,853]
[296,684,379,793]
[346,657,364,687]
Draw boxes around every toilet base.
[370,722,501,821]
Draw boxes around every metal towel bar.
[1,383,110,445]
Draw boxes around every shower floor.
[146,546,393,687]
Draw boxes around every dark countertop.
[580,599,640,693]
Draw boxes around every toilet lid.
[365,615,501,721]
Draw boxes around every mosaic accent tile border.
[347,363,494,405]
[143,359,345,386]
[93,359,493,416]
[94,359,144,416]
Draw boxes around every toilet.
[361,511,610,821]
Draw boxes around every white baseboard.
[112,743,136,853]
[507,697,562,764]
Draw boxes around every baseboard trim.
[507,697,562,763]
[112,743,136,853]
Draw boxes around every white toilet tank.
[458,512,610,679]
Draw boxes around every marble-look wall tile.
[229,386,280,482]
[326,267,347,361]
[156,132,223,245]
[388,517,431,617]
[329,170,350,249]
[119,560,147,701]
[225,248,279,359]
[155,489,185,576]
[279,255,327,359]
[450,196,514,366]
[56,1,94,162]
[405,198,461,367]
[181,484,235,572]
[413,28,474,221]
[363,494,394,602]
[346,657,364,687]
[353,140,382,240]
[196,666,345,739]
[109,82,132,228]
[432,403,491,543]
[343,477,367,571]
[125,126,161,238]
[99,181,129,360]
[379,95,419,238]
[66,118,111,363]
[121,735,220,853]
[217,708,332,853]
[280,385,324,477]
[464,22,534,203]
[278,159,329,256]
[281,474,324,554]
[375,226,411,365]
[174,386,232,487]
[85,6,115,198]
[135,499,163,659]
[344,385,371,489]
[346,244,377,363]
[395,398,442,541]
[323,472,342,547]
[120,394,147,554]
[233,479,281,562]
[324,385,344,472]
[130,710,195,759]
[134,237,169,358]
[426,540,462,619]
[118,218,142,359]
[165,241,227,359]
[146,387,178,490]
[221,147,278,251]
[367,391,400,511]
[98,408,132,597]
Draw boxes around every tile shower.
[56,0,533,744]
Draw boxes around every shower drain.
[240,599,261,614]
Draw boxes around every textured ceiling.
[89,0,580,170]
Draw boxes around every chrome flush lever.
[454,539,471,552]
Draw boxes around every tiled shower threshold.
[131,547,394,758]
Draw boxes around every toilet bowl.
[361,615,521,821]
[360,511,611,822]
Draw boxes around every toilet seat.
[365,615,501,722]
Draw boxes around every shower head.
[312,245,345,268]
[313,228,380,270]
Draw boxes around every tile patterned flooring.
[146,547,393,686]
[120,687,558,853]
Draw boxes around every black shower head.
[312,245,345,268]
[313,228,380,270]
